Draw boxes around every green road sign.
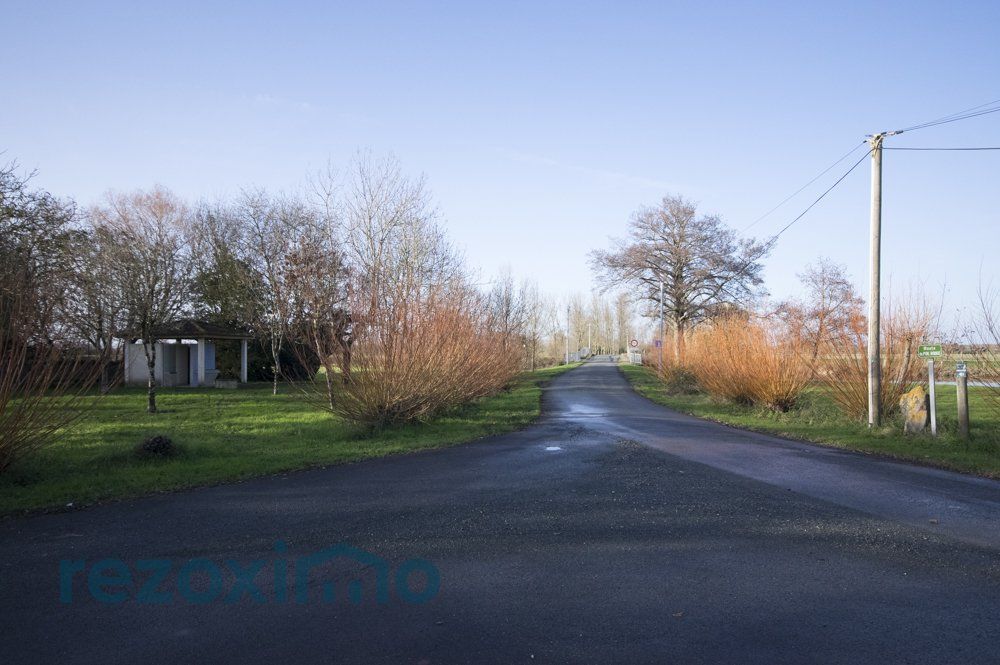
[917,344,942,358]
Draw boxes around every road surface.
[2,358,999,664]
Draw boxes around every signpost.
[917,344,942,436]
[628,339,640,365]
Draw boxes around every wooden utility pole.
[867,133,885,428]
[565,304,570,365]
[659,280,665,369]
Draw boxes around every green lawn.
[0,364,580,516]
[620,363,1000,478]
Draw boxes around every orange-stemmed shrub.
[817,298,934,421]
[687,316,810,412]
[294,284,523,429]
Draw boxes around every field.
[0,364,578,516]
[620,363,1000,478]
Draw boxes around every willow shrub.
[817,303,933,421]
[296,287,523,429]
[0,290,107,472]
[687,316,811,412]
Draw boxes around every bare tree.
[284,220,352,407]
[590,195,767,362]
[289,153,525,426]
[0,163,105,470]
[777,258,864,363]
[62,223,130,392]
[521,280,546,371]
[970,278,1000,413]
[229,190,320,394]
[488,270,528,358]
[343,152,460,310]
[820,286,939,421]
[613,291,633,356]
[90,187,194,413]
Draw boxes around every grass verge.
[0,363,580,516]
[620,363,1000,478]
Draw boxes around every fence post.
[956,363,969,440]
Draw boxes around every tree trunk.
[271,337,281,396]
[98,343,110,395]
[674,320,686,364]
[144,341,157,413]
[811,312,826,362]
[323,357,336,412]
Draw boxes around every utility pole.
[565,304,570,365]
[659,280,665,369]
[867,133,885,428]
[588,323,591,356]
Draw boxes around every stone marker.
[899,385,930,435]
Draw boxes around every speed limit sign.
[629,339,639,348]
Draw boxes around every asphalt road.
[2,359,999,664]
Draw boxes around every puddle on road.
[551,403,610,421]
[566,403,605,416]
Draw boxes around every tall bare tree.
[613,291,633,355]
[488,270,528,357]
[590,195,767,362]
[284,222,351,406]
[90,187,193,413]
[777,258,864,362]
[521,280,546,371]
[290,153,523,427]
[229,190,320,394]
[62,223,130,392]
[343,152,460,310]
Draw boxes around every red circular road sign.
[629,339,639,348]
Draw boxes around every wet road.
[2,359,999,664]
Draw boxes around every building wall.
[188,342,216,385]
[124,341,215,386]
[124,342,153,385]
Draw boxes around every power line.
[763,146,872,247]
[884,146,1000,151]
[741,141,867,232]
[899,97,1000,129]
[708,146,874,311]
[688,100,994,312]
[893,99,1000,134]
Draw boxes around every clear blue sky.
[3,1,998,329]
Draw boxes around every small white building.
[122,319,252,387]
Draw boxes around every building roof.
[149,319,253,340]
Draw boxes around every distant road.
[2,358,998,663]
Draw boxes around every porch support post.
[197,338,206,387]
[240,338,248,384]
